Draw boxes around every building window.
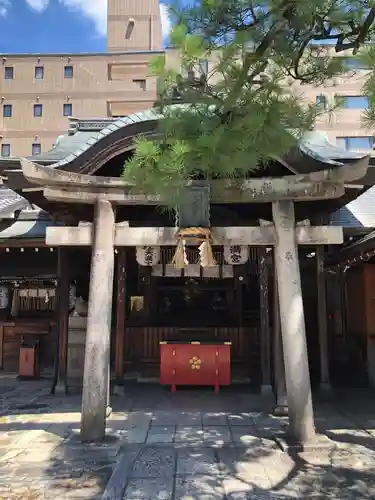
[133,79,146,91]
[64,65,73,78]
[199,59,209,75]
[1,144,10,157]
[336,136,374,151]
[336,95,369,109]
[33,104,43,117]
[316,95,327,109]
[4,67,14,80]
[3,104,12,117]
[35,66,44,79]
[63,103,72,116]
[32,143,41,156]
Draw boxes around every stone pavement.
[1,380,375,499]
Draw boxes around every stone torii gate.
[19,157,368,445]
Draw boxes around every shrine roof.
[0,185,30,217]
[0,219,58,241]
[1,109,373,174]
[331,186,375,229]
[326,226,375,267]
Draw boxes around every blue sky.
[0,0,171,53]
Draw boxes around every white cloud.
[0,0,10,16]
[58,0,107,36]
[25,0,49,12]
[23,0,172,39]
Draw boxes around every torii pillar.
[81,199,115,442]
[273,200,315,443]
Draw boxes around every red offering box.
[160,341,231,392]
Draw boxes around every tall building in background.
[0,0,163,157]
[0,0,372,158]
[107,0,162,51]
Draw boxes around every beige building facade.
[0,0,372,158]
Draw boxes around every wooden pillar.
[52,247,70,394]
[316,246,331,391]
[81,199,115,442]
[273,256,288,415]
[259,248,272,395]
[272,200,315,444]
[115,248,126,386]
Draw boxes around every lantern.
[136,246,160,266]
[224,245,249,265]
[0,285,9,309]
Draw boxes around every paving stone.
[174,475,225,499]
[111,426,148,444]
[123,477,173,499]
[147,426,175,444]
[151,411,181,426]
[175,426,204,444]
[314,416,358,432]
[152,411,202,426]
[231,426,262,446]
[126,411,153,426]
[222,476,272,499]
[203,425,233,444]
[131,446,175,478]
[203,412,228,426]
[217,447,271,487]
[177,447,220,475]
[102,447,140,500]
[228,413,255,427]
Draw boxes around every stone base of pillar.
[273,405,288,417]
[274,433,336,453]
[273,394,288,416]
[260,384,274,397]
[52,381,68,395]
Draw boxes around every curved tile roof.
[331,186,375,229]
[23,108,372,173]
[0,186,30,217]
[52,108,161,169]
[0,219,60,240]
[300,131,371,162]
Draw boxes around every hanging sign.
[224,245,249,265]
[136,246,160,266]
[0,286,9,309]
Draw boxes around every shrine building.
[0,111,374,443]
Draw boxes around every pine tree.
[123,1,375,203]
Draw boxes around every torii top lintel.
[20,151,369,205]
